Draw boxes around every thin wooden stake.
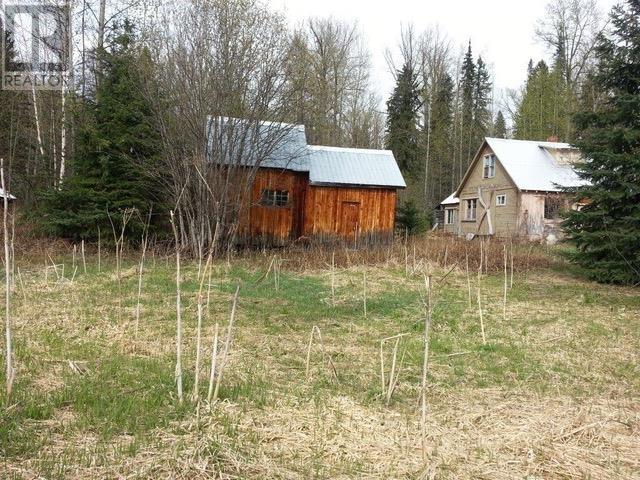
[503,244,508,322]
[169,210,183,403]
[1,158,13,402]
[331,251,336,306]
[213,285,240,402]
[81,240,86,274]
[465,251,472,309]
[193,252,213,402]
[477,263,486,345]
[363,271,367,318]
[510,238,514,289]
[97,226,101,273]
[207,322,220,403]
[421,274,433,426]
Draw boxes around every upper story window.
[465,198,477,221]
[483,154,496,178]
[260,189,289,207]
[496,194,507,206]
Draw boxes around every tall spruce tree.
[563,0,640,285]
[460,42,476,165]
[493,111,507,138]
[385,63,421,174]
[473,56,493,144]
[40,22,162,240]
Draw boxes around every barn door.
[339,201,360,242]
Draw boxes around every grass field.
[1,240,639,479]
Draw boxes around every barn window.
[260,189,289,207]
[483,154,496,178]
[496,194,507,206]
[544,195,563,219]
[445,208,457,225]
[465,199,477,221]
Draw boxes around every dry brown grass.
[2,235,638,479]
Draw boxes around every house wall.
[238,168,307,243]
[302,185,397,242]
[457,144,519,237]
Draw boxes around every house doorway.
[339,201,360,242]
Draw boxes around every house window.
[260,189,289,207]
[483,154,496,178]
[465,199,477,221]
[445,208,457,225]
[496,194,507,206]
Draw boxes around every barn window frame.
[260,189,290,207]
[464,198,477,221]
[483,154,496,178]
[496,194,507,206]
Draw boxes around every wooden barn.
[209,118,406,245]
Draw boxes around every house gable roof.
[207,116,406,188]
[455,137,586,197]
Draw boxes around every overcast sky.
[270,0,615,112]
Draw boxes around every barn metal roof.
[307,146,406,188]
[206,116,406,188]
[485,137,586,191]
[206,117,309,171]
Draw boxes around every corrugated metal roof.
[440,192,459,205]
[206,116,406,188]
[307,146,406,188]
[206,116,309,171]
[485,137,586,191]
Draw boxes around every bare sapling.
[212,285,240,402]
[380,333,409,405]
[134,218,151,341]
[206,322,220,403]
[108,208,133,322]
[16,267,26,303]
[465,250,472,309]
[503,244,508,322]
[510,238,514,288]
[72,244,76,271]
[81,240,87,274]
[305,325,338,381]
[1,158,14,402]
[331,251,336,306]
[97,226,101,273]
[477,259,487,345]
[420,274,433,426]
[193,251,213,402]
[170,210,183,403]
[363,270,367,318]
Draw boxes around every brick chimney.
[546,135,560,142]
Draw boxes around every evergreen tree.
[460,42,475,165]
[514,60,569,141]
[473,56,492,143]
[429,73,455,205]
[396,200,428,234]
[385,63,421,174]
[40,22,162,240]
[563,0,640,285]
[493,110,507,138]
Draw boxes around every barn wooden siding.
[303,186,397,243]
[237,168,307,244]
[237,168,398,244]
